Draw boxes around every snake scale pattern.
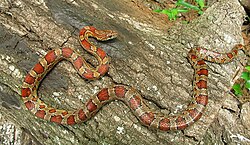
[21,26,244,131]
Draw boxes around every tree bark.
[0,0,249,145]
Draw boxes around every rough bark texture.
[240,0,250,11]
[0,0,249,145]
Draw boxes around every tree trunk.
[0,0,249,145]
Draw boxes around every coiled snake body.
[21,26,244,131]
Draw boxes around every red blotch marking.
[44,50,57,65]
[97,88,110,102]
[78,109,87,121]
[49,109,56,113]
[98,64,109,75]
[159,118,170,131]
[176,116,188,130]
[233,49,238,54]
[188,109,202,122]
[50,115,63,124]
[82,69,94,79]
[88,26,96,31]
[33,63,44,74]
[96,48,106,60]
[197,60,206,65]
[196,80,207,89]
[74,57,83,70]
[62,111,68,116]
[86,99,97,113]
[25,101,35,110]
[81,40,91,50]
[129,95,141,110]
[115,86,126,98]
[227,53,233,59]
[24,74,35,85]
[140,112,155,126]
[62,47,73,58]
[197,69,208,76]
[79,28,87,35]
[21,88,31,97]
[39,105,45,109]
[35,110,46,119]
[67,115,76,125]
[196,95,208,106]
[191,54,197,60]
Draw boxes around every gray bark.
[0,0,249,145]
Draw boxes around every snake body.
[21,26,244,131]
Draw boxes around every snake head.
[94,29,118,41]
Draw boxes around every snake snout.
[103,30,118,41]
[95,29,118,41]
[107,32,118,40]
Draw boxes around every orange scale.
[196,80,207,89]
[61,111,68,116]
[25,101,35,110]
[73,56,83,70]
[50,115,63,124]
[129,95,142,111]
[96,48,106,60]
[33,62,44,74]
[97,64,109,75]
[44,50,57,65]
[81,39,91,50]
[97,88,110,102]
[62,47,73,58]
[139,112,155,126]
[86,99,97,113]
[67,115,76,125]
[35,110,46,119]
[24,74,35,85]
[159,118,171,131]
[21,88,31,98]
[78,109,87,121]
[79,28,87,35]
[49,109,56,113]
[227,53,233,59]
[114,86,126,98]
[188,109,202,122]
[82,69,94,79]
[176,116,188,130]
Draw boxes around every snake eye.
[108,35,115,39]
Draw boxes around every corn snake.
[21,26,244,131]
